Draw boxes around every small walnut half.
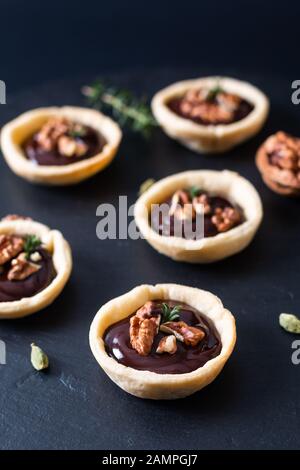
[169,190,195,220]
[160,321,205,346]
[0,235,24,265]
[156,335,177,354]
[36,117,70,151]
[8,252,41,281]
[58,135,88,158]
[211,207,241,232]
[130,314,159,356]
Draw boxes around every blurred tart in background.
[0,106,122,185]
[152,76,269,153]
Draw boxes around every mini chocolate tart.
[0,106,122,185]
[89,284,236,399]
[134,170,263,263]
[152,76,269,153]
[151,189,244,240]
[256,131,300,196]
[0,216,72,319]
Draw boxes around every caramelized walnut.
[156,335,177,355]
[160,321,205,346]
[58,135,88,158]
[177,88,242,124]
[0,235,24,265]
[7,252,41,281]
[130,315,159,356]
[211,207,241,232]
[192,194,211,215]
[36,117,70,151]
[256,131,300,195]
[35,117,89,158]
[169,190,195,220]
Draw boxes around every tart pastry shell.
[0,218,72,319]
[152,76,269,153]
[134,170,263,263]
[89,283,236,400]
[0,106,122,185]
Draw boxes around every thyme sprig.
[82,81,158,138]
[206,82,224,102]
[188,186,200,199]
[24,235,41,260]
[161,303,181,324]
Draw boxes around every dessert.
[256,131,300,196]
[89,284,236,399]
[134,170,263,263]
[0,215,72,318]
[152,76,269,153]
[0,106,122,185]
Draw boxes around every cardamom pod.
[279,313,300,334]
[139,178,155,196]
[30,343,49,371]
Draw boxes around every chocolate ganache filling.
[104,300,221,374]
[0,235,56,302]
[168,87,253,126]
[23,117,106,166]
[151,189,243,239]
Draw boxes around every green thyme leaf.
[24,235,41,260]
[161,303,181,324]
[82,80,158,138]
[68,128,87,138]
[139,178,156,196]
[206,83,224,102]
[189,186,200,199]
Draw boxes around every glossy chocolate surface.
[151,193,243,239]
[104,300,221,374]
[0,248,56,302]
[23,126,106,166]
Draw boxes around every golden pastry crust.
[152,76,269,153]
[89,283,236,400]
[0,217,72,319]
[0,106,122,185]
[134,170,263,263]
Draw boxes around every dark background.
[0,0,300,451]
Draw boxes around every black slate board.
[0,68,299,450]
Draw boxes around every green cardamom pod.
[279,313,300,334]
[139,178,155,196]
[30,343,49,371]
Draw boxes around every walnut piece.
[156,335,177,354]
[35,117,88,158]
[192,193,211,215]
[211,207,241,232]
[265,131,300,172]
[178,88,240,124]
[160,321,205,347]
[130,314,159,356]
[169,190,195,220]
[7,252,41,281]
[0,235,24,265]
[36,117,70,151]
[58,135,88,158]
